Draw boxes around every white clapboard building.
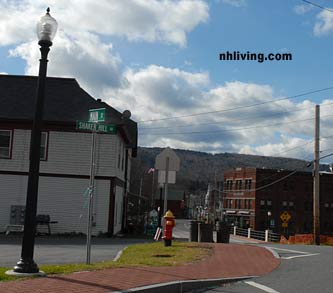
[0,75,137,235]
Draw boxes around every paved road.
[173,220,333,292]
[173,218,191,239]
[0,220,191,267]
[200,243,332,293]
[0,235,152,266]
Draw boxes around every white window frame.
[0,130,12,159]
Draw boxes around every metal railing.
[231,226,281,242]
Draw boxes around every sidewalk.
[0,243,280,293]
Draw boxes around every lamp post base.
[5,269,46,277]
[11,258,41,274]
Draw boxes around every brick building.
[223,167,333,235]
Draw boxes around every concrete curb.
[113,246,128,261]
[112,276,257,293]
[263,246,280,259]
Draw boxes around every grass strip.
[0,241,212,282]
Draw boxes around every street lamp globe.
[36,8,57,43]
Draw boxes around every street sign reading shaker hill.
[76,108,116,134]
[76,120,116,134]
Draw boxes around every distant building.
[0,75,137,235]
[223,167,333,235]
[154,188,185,218]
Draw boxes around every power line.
[139,102,333,130]
[215,169,299,194]
[138,85,333,123]
[140,113,333,136]
[253,153,333,192]
[301,0,333,13]
[218,147,333,195]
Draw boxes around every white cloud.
[314,10,333,36]
[239,136,313,160]
[9,31,122,94]
[294,4,313,15]
[222,0,247,7]
[0,1,37,46]
[105,65,210,122]
[2,0,209,103]
[0,0,209,47]
[102,65,327,160]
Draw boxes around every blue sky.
[2,0,333,162]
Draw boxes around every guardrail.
[231,226,281,242]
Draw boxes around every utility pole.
[213,172,217,223]
[314,105,320,245]
[219,181,223,221]
[158,186,163,227]
[138,177,143,222]
[151,171,155,208]
[163,157,170,217]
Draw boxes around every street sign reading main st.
[76,120,116,134]
[89,108,106,122]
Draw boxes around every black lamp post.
[10,8,57,275]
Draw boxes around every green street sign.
[89,108,106,122]
[76,121,116,134]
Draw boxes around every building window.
[244,199,252,209]
[236,180,242,190]
[289,201,294,210]
[260,200,265,206]
[267,200,272,206]
[226,180,233,190]
[226,199,233,208]
[235,199,242,209]
[245,179,252,190]
[0,130,11,158]
[282,201,288,207]
[40,132,48,160]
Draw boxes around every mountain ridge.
[131,147,319,195]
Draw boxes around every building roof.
[0,74,137,153]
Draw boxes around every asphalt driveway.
[0,235,152,267]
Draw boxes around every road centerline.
[245,281,280,293]
[281,253,320,260]
[264,246,320,260]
